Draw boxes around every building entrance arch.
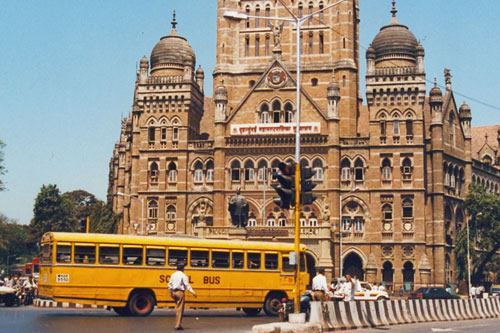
[343,252,364,280]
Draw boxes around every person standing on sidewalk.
[168,263,197,331]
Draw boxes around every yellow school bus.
[38,232,308,316]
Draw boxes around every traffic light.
[272,162,296,209]
[300,165,317,205]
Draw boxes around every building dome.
[150,12,196,74]
[368,3,420,65]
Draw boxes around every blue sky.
[1,1,499,224]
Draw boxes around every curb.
[252,323,322,333]
[34,298,108,310]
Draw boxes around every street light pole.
[117,192,145,235]
[224,0,347,313]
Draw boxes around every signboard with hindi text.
[230,122,321,136]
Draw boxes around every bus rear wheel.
[264,294,282,316]
[242,307,261,316]
[128,292,155,316]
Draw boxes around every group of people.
[312,270,377,302]
[1,273,37,305]
[470,285,485,299]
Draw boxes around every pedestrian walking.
[311,268,328,301]
[168,263,197,331]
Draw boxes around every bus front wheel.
[264,294,283,316]
[128,292,155,316]
[242,307,261,316]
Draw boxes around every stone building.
[108,1,499,290]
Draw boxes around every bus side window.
[99,246,119,264]
[212,251,230,268]
[190,250,209,267]
[74,245,96,264]
[56,245,72,263]
[232,252,244,269]
[123,247,143,265]
[247,252,261,269]
[168,249,187,266]
[146,248,166,266]
[282,255,295,272]
[265,253,278,270]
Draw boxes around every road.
[0,306,275,333]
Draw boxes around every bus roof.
[41,232,307,252]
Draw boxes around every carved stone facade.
[108,1,499,290]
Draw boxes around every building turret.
[214,81,228,122]
[459,101,472,138]
[327,75,341,119]
[138,56,149,84]
[196,65,204,93]
[429,79,443,125]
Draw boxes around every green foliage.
[0,214,31,270]
[455,184,500,283]
[0,140,6,191]
[28,184,77,247]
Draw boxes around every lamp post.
[339,187,359,278]
[224,0,347,314]
[117,192,145,235]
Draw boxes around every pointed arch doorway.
[343,252,364,280]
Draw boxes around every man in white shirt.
[311,268,328,301]
[168,263,197,330]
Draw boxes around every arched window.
[194,161,203,183]
[402,157,412,180]
[148,200,158,219]
[272,100,281,123]
[381,158,392,180]
[244,160,255,181]
[382,204,393,221]
[341,158,351,181]
[312,159,323,180]
[278,214,287,227]
[260,103,269,123]
[206,160,214,183]
[166,205,176,221]
[148,126,155,142]
[149,162,159,184]
[402,198,413,218]
[354,158,364,181]
[258,160,268,181]
[231,160,241,181]
[449,113,455,146]
[168,162,177,183]
[284,103,294,123]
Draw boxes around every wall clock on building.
[267,68,287,88]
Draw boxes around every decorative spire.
[390,0,398,24]
[391,0,397,17]
[170,10,178,35]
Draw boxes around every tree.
[63,190,118,234]
[455,184,500,283]
[0,140,6,191]
[0,214,31,272]
[28,184,76,248]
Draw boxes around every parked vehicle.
[0,286,17,307]
[408,287,460,300]
[332,281,389,301]
[490,285,500,298]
